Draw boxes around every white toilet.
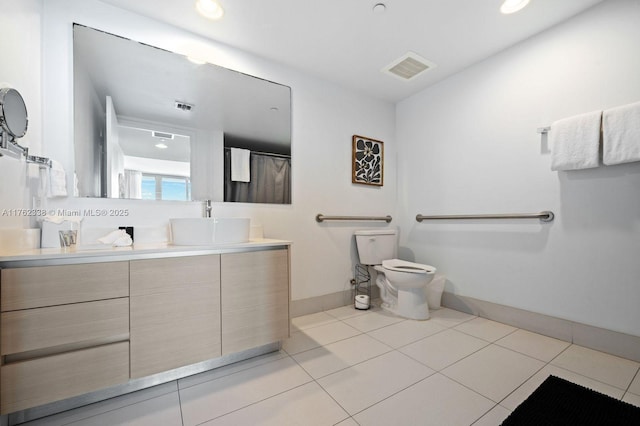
[355,229,436,320]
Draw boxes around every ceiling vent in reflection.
[383,52,436,81]
[174,101,194,112]
[152,131,174,140]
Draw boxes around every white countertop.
[0,239,291,264]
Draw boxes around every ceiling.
[98,0,604,103]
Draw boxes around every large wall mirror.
[73,24,291,204]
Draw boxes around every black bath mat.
[501,375,640,425]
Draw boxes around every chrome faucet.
[204,200,213,218]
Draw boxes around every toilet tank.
[354,229,398,265]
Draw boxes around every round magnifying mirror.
[0,88,29,139]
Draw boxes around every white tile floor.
[23,305,640,426]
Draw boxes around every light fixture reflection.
[187,56,206,65]
[155,143,168,149]
[195,0,224,20]
[500,0,530,14]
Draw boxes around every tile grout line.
[401,343,487,373]
[495,342,634,410]
[291,318,341,332]
[176,381,185,426]
[287,350,353,425]
[293,345,396,381]
[542,362,634,398]
[190,378,315,426]
[434,343,515,405]
[547,343,636,394]
[621,365,640,399]
[54,381,181,426]
[313,309,490,420]
[303,310,479,421]
[453,321,521,344]
[329,361,440,419]
[292,306,383,332]
[315,308,502,418]
[179,354,313,425]
[283,329,365,357]
[177,352,289,391]
[363,324,449,351]
[493,348,553,407]
[468,403,504,426]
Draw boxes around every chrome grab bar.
[416,211,554,222]
[316,214,392,223]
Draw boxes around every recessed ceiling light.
[195,0,224,20]
[155,143,168,149]
[500,0,530,14]
[373,3,387,14]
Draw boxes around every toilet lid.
[382,259,436,274]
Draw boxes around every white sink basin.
[170,218,250,246]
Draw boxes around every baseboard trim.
[292,289,640,363]
[291,287,380,318]
[441,291,640,363]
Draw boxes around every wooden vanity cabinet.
[0,245,290,415]
[0,262,130,414]
[221,249,290,355]
[130,254,222,378]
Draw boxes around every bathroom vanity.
[0,240,290,418]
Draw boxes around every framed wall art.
[352,135,384,186]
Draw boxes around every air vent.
[152,131,174,140]
[174,101,194,112]
[383,52,436,81]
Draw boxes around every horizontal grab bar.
[316,214,392,223]
[416,211,554,223]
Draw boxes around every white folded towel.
[230,148,251,182]
[550,110,602,171]
[603,101,640,165]
[73,172,79,197]
[48,160,68,197]
[42,215,83,225]
[97,229,133,247]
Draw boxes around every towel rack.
[416,211,554,222]
[0,139,52,167]
[316,214,392,223]
[27,154,52,168]
[538,120,604,135]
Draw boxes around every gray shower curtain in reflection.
[224,150,291,204]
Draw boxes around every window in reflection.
[141,174,191,201]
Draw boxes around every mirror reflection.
[73,24,291,203]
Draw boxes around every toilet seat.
[382,259,435,274]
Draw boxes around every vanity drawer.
[1,298,129,356]
[0,341,129,414]
[0,262,129,311]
